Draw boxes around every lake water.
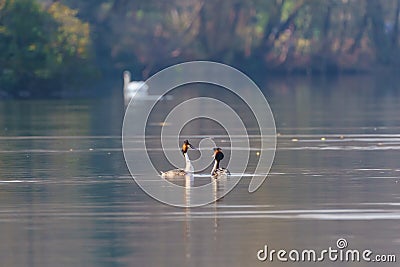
[0,75,399,266]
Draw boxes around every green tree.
[0,0,93,96]
[46,2,93,85]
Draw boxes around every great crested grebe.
[211,147,230,178]
[161,140,195,178]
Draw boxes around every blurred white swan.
[123,70,148,99]
[123,70,172,104]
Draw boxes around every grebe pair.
[161,140,229,178]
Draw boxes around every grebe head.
[213,147,224,161]
[181,140,195,155]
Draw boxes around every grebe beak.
[185,140,195,149]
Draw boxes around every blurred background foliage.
[2,0,400,96]
[0,0,94,96]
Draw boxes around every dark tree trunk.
[349,14,368,53]
[366,0,389,63]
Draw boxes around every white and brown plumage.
[161,140,195,178]
[211,148,230,178]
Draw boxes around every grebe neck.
[211,160,220,175]
[184,153,193,173]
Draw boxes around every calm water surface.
[0,76,399,267]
